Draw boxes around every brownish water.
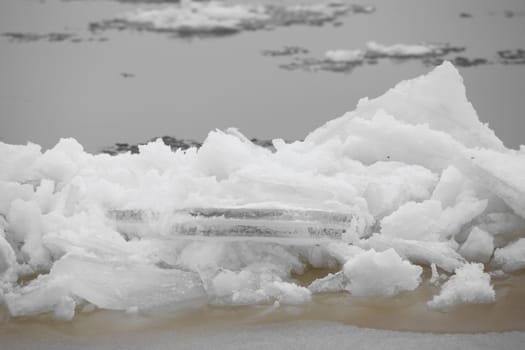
[1,268,524,340]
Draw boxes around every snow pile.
[428,263,495,310]
[1,62,525,319]
[91,1,364,36]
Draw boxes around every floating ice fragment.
[308,271,346,293]
[428,263,495,310]
[343,248,422,296]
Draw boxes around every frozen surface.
[1,62,525,319]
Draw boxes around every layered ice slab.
[108,208,361,243]
[1,62,525,319]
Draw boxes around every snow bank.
[1,62,525,319]
[428,263,495,310]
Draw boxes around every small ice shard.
[343,248,422,296]
[429,263,440,285]
[493,238,525,272]
[210,269,311,305]
[308,271,346,293]
[428,263,495,310]
[458,227,494,263]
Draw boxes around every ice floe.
[1,62,525,319]
[278,41,467,72]
[90,1,373,37]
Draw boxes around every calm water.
[0,0,525,152]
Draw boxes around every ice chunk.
[109,207,362,244]
[0,181,34,215]
[431,166,467,208]
[458,227,494,263]
[428,263,495,310]
[308,272,346,293]
[379,197,486,241]
[7,199,50,269]
[211,267,311,305]
[464,149,525,220]
[5,254,206,318]
[306,62,505,151]
[343,248,422,296]
[365,235,464,272]
[380,200,442,241]
[493,238,525,272]
[0,142,41,182]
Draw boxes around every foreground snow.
[1,62,525,320]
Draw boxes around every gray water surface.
[1,0,524,152]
